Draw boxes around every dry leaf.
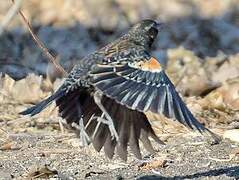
[167,47,216,96]
[139,159,168,171]
[11,74,48,103]
[223,129,239,143]
[0,74,15,93]
[0,73,51,104]
[230,148,239,161]
[27,165,58,179]
[212,53,239,84]
[202,78,239,111]
[0,141,21,151]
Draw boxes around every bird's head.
[128,19,162,49]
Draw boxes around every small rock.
[223,129,239,143]
[0,171,12,179]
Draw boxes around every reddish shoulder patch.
[141,57,162,72]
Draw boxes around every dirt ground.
[0,124,239,179]
[0,0,239,179]
[0,91,238,179]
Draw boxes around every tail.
[99,95,165,160]
[20,89,65,116]
[56,90,164,161]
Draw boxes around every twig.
[208,150,239,162]
[0,127,9,135]
[37,149,78,155]
[0,0,22,36]
[3,116,31,126]
[208,156,234,162]
[11,0,67,77]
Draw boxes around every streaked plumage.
[20,19,219,161]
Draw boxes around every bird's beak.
[154,21,163,30]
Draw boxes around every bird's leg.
[91,112,105,139]
[71,117,91,146]
[93,91,119,141]
[58,117,65,133]
[71,101,91,146]
[79,116,91,146]
[85,113,111,140]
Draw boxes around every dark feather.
[128,111,142,159]
[115,107,129,161]
[140,130,155,154]
[100,77,126,91]
[106,80,134,97]
[93,73,118,84]
[134,86,149,111]
[142,87,156,112]
[104,134,117,159]
[92,123,108,152]
[91,63,218,142]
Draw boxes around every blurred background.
[0,0,239,129]
[0,1,239,179]
[0,0,238,115]
[0,0,238,130]
[0,0,238,78]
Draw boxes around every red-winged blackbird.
[20,19,219,161]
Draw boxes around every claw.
[93,91,119,141]
[91,113,119,141]
[92,113,105,139]
[72,117,91,146]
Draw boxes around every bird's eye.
[148,27,158,39]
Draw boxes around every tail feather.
[55,89,162,160]
[140,130,155,153]
[128,111,142,159]
[20,87,164,160]
[104,134,117,159]
[92,124,108,152]
[102,95,163,160]
[116,108,130,161]
[102,96,120,159]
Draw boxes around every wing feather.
[90,62,218,138]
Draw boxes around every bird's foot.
[91,113,119,141]
[72,117,91,146]
[93,91,119,141]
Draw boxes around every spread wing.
[55,89,164,161]
[90,57,216,137]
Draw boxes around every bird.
[20,19,220,161]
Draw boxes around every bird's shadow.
[137,166,239,179]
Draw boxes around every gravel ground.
[0,127,238,179]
